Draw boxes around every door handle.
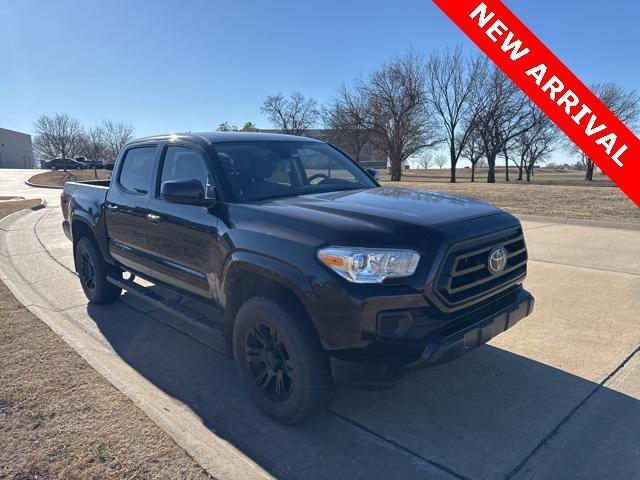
[147,213,162,223]
[106,204,118,211]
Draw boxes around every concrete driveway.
[1,169,639,480]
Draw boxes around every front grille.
[435,227,527,308]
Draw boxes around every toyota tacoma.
[61,132,534,423]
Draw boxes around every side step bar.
[106,274,222,332]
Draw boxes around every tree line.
[258,49,640,183]
[35,49,639,184]
[32,113,134,175]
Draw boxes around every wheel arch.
[71,216,98,268]
[221,253,319,358]
[71,212,113,268]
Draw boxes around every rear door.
[144,144,220,299]
[105,145,158,276]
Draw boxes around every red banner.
[433,0,640,207]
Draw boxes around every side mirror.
[365,168,380,181]
[161,179,214,206]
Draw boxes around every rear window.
[118,147,156,194]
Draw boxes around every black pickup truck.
[61,132,534,423]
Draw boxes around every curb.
[31,198,48,211]
[0,199,47,229]
[25,178,63,189]
[516,214,640,232]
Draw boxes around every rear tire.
[76,236,122,304]
[51,165,57,170]
[233,297,332,424]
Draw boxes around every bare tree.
[77,126,107,178]
[427,48,487,183]
[261,92,320,136]
[501,144,513,181]
[33,113,83,172]
[460,128,484,182]
[415,152,433,171]
[474,67,534,183]
[434,154,448,169]
[580,83,640,180]
[515,103,560,181]
[323,86,371,161]
[356,52,440,181]
[502,129,528,182]
[100,120,134,163]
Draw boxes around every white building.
[0,128,34,168]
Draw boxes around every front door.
[144,144,220,300]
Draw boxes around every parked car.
[75,156,104,169]
[61,132,534,423]
[47,158,87,170]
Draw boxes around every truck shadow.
[87,294,640,480]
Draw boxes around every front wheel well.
[224,269,315,357]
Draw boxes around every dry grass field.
[0,199,209,480]
[29,169,110,187]
[0,198,42,217]
[381,168,638,224]
[391,167,616,186]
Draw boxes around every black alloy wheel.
[245,323,293,402]
[75,237,122,304]
[79,249,97,294]
[233,297,333,423]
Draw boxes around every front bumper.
[331,288,534,389]
[405,288,534,368]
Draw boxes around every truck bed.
[61,180,111,234]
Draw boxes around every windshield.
[214,141,377,202]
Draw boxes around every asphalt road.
[1,169,639,480]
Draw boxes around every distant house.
[260,129,388,169]
[0,128,34,169]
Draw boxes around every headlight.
[317,247,420,283]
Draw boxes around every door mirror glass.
[161,179,213,206]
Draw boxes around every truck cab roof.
[128,131,324,148]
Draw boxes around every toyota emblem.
[488,246,507,274]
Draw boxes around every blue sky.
[1,0,638,164]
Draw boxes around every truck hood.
[229,187,515,248]
[278,187,502,227]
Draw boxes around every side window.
[159,146,210,193]
[118,147,156,194]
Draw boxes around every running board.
[107,275,222,332]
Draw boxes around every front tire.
[233,297,332,424]
[76,236,122,304]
